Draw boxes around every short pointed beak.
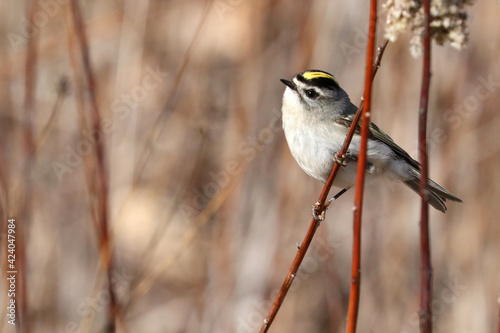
[280,79,296,91]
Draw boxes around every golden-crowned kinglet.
[280,69,462,212]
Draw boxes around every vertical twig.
[258,40,388,333]
[16,0,39,331]
[68,1,118,332]
[133,0,212,184]
[419,0,433,331]
[346,1,378,332]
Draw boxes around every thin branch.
[258,40,388,333]
[64,5,99,234]
[318,39,388,204]
[347,0,378,332]
[16,0,39,331]
[68,1,118,332]
[132,0,213,184]
[419,0,433,331]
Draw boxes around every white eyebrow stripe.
[292,77,303,87]
[295,80,326,96]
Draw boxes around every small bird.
[280,69,462,212]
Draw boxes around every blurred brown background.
[1,0,499,332]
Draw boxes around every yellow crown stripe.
[302,71,335,82]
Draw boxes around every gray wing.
[335,114,420,170]
[335,107,462,208]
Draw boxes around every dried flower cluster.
[383,0,474,57]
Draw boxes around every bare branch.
[347,0,378,332]
[418,0,433,331]
[68,1,118,331]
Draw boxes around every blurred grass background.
[1,0,499,332]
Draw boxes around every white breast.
[281,87,402,187]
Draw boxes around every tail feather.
[404,176,462,213]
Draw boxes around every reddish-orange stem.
[346,1,378,332]
[419,0,433,331]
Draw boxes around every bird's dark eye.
[305,89,319,99]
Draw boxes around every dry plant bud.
[383,0,474,57]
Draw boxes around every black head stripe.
[296,70,339,90]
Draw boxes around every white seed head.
[383,0,473,57]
